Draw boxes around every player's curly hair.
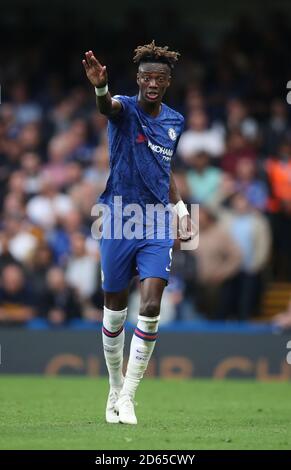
[133,40,180,70]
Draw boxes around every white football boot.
[116,394,137,425]
[106,387,122,424]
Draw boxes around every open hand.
[82,50,108,88]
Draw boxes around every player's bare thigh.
[139,277,166,318]
[103,278,166,314]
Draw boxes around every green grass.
[0,376,290,450]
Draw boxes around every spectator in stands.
[234,158,268,210]
[177,108,225,160]
[221,130,257,176]
[2,192,25,218]
[0,214,38,264]
[40,266,81,325]
[184,87,206,114]
[41,135,70,189]
[68,180,98,219]
[27,241,54,300]
[0,233,20,274]
[263,99,291,155]
[49,96,79,134]
[20,152,43,197]
[219,192,271,319]
[65,118,93,165]
[0,264,36,324]
[65,232,99,301]
[89,110,108,145]
[265,142,291,279]
[64,161,83,189]
[26,175,74,229]
[18,123,41,154]
[7,170,26,201]
[225,98,259,143]
[84,143,110,195]
[186,151,223,205]
[265,142,291,212]
[47,208,87,265]
[193,206,242,317]
[9,81,42,126]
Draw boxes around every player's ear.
[136,72,140,86]
[164,75,171,90]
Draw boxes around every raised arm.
[82,50,122,118]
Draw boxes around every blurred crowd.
[1,11,291,326]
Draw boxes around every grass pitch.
[0,376,290,450]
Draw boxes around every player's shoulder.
[111,95,137,117]
[109,95,136,121]
[112,94,135,105]
[162,103,184,124]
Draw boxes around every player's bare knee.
[139,300,160,318]
[104,290,128,311]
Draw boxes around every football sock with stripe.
[121,314,160,399]
[102,306,127,388]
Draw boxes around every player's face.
[137,63,171,104]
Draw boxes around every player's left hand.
[178,214,196,241]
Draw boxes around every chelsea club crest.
[168,128,177,141]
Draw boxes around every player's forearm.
[95,90,114,116]
[170,171,191,229]
[169,171,181,205]
[95,87,121,117]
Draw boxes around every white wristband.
[173,200,189,219]
[95,84,108,97]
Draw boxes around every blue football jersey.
[99,95,184,211]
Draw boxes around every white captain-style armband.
[95,84,108,97]
[173,200,189,219]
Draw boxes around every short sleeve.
[174,117,185,153]
[110,95,132,121]
[179,116,185,137]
